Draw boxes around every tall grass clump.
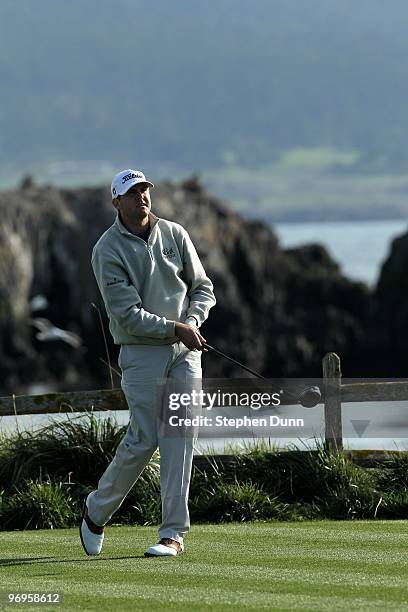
[1,419,408,529]
[301,443,380,518]
[190,445,319,522]
[0,414,161,529]
[0,480,77,530]
[201,441,382,520]
[190,478,292,523]
[0,414,126,490]
[376,452,408,492]
[373,452,408,518]
[231,442,312,500]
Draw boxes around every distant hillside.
[2,0,408,180]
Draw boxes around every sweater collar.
[115,212,159,236]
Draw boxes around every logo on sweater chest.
[106,277,125,287]
[162,246,176,259]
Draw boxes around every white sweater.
[91,213,216,345]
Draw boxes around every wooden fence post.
[322,352,343,451]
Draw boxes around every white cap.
[111,169,154,199]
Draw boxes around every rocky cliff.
[0,177,384,395]
[374,232,408,376]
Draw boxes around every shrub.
[232,445,310,500]
[189,457,227,498]
[0,415,126,491]
[191,479,291,523]
[195,442,383,519]
[377,452,408,492]
[286,443,381,518]
[0,415,162,529]
[375,490,408,518]
[1,420,407,528]
[0,480,77,530]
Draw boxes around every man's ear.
[112,197,120,210]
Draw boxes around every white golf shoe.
[145,538,184,557]
[80,497,105,556]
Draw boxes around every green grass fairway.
[1,522,407,611]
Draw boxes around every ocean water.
[274,219,408,287]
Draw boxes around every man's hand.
[175,322,207,351]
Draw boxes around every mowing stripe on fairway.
[0,522,407,611]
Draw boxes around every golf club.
[203,342,322,408]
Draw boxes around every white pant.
[87,341,202,544]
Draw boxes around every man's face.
[114,183,151,224]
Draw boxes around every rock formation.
[374,231,408,376]
[0,176,375,395]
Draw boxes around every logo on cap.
[122,172,143,184]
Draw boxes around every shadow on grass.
[0,555,146,567]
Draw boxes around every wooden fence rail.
[1,352,408,450]
[322,352,408,450]
[0,389,127,416]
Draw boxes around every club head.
[298,385,322,408]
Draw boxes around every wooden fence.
[323,352,408,450]
[1,352,408,450]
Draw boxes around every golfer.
[80,169,216,557]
